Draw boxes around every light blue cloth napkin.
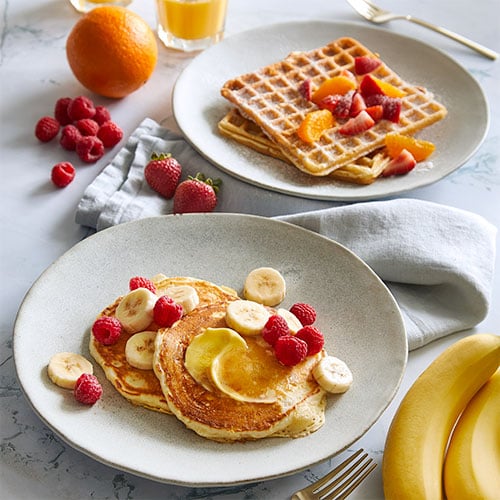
[75,118,497,350]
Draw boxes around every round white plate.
[173,21,488,201]
[14,214,407,486]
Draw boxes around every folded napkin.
[75,119,497,351]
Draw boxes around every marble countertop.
[1,0,499,498]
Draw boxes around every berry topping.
[74,373,103,405]
[35,116,60,142]
[129,276,157,294]
[93,105,111,125]
[382,149,417,177]
[349,91,367,117]
[92,316,122,345]
[67,95,96,121]
[261,314,290,346]
[153,295,183,327]
[289,303,317,326]
[144,152,182,199]
[274,335,308,366]
[173,173,221,214]
[97,120,123,148]
[295,325,325,356]
[339,110,375,136]
[365,104,384,122]
[299,79,313,101]
[75,118,99,136]
[333,90,355,119]
[76,136,105,163]
[51,162,75,188]
[354,56,382,75]
[59,124,82,151]
[54,97,73,125]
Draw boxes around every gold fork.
[346,0,498,60]
[291,449,377,500]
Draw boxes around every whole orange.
[66,6,158,98]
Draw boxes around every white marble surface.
[1,0,499,498]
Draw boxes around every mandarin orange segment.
[297,110,334,143]
[311,76,358,104]
[385,132,436,161]
[372,76,407,98]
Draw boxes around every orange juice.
[157,0,228,41]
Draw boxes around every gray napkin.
[75,118,497,350]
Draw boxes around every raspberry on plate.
[60,124,82,151]
[35,116,60,142]
[274,335,308,366]
[261,314,290,346]
[129,276,157,294]
[74,373,103,405]
[289,302,317,326]
[153,295,183,327]
[51,162,75,188]
[295,325,325,356]
[97,120,123,148]
[76,136,105,163]
[67,95,96,121]
[92,316,122,345]
[54,97,73,125]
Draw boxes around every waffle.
[218,108,391,185]
[220,37,447,177]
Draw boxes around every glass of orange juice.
[155,0,228,52]
[69,0,132,13]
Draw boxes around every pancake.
[89,275,237,413]
[154,302,326,442]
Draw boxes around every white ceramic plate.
[173,21,489,201]
[14,214,407,486]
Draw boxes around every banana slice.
[185,327,247,390]
[225,299,271,336]
[243,267,286,306]
[163,285,200,315]
[125,330,157,370]
[115,287,157,333]
[312,356,353,393]
[47,352,94,389]
[277,308,303,334]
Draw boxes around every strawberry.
[338,110,375,136]
[364,95,402,123]
[349,91,366,117]
[354,56,382,75]
[333,90,355,119]
[382,149,417,177]
[317,94,341,113]
[173,173,221,214]
[144,152,182,199]
[365,104,384,122]
[299,79,313,101]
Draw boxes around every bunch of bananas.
[382,333,500,500]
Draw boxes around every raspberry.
[153,295,183,327]
[67,95,96,121]
[51,162,75,188]
[129,276,157,294]
[75,118,99,136]
[74,373,103,405]
[54,97,73,125]
[295,325,325,356]
[289,303,317,326]
[35,116,60,142]
[274,335,308,366]
[92,316,122,345]
[97,121,123,148]
[93,105,111,125]
[60,124,82,151]
[76,136,105,163]
[261,314,290,346]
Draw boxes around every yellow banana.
[444,367,500,500]
[382,333,500,500]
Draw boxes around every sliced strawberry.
[354,56,382,75]
[299,79,313,101]
[334,90,355,119]
[340,69,357,83]
[339,110,375,136]
[382,149,417,177]
[364,94,402,123]
[365,105,384,121]
[359,74,383,97]
[349,92,366,117]
[317,94,340,113]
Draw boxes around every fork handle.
[406,15,498,60]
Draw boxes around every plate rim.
[13,213,408,486]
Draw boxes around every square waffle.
[220,37,447,177]
[218,108,390,185]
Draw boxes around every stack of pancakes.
[219,37,447,184]
[89,275,327,442]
